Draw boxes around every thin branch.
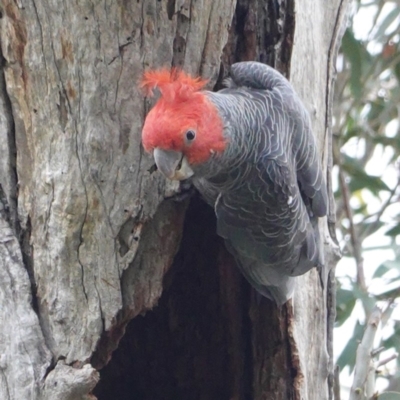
[349,307,382,400]
[371,346,385,357]
[362,245,397,251]
[377,353,398,368]
[338,167,367,292]
[361,178,400,239]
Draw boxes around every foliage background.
[333,0,400,394]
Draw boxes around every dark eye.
[186,130,196,141]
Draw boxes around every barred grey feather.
[192,61,328,305]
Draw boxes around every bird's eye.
[185,130,196,141]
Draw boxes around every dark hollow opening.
[94,195,254,400]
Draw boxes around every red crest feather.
[141,68,208,102]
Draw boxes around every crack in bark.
[167,0,175,20]
[277,0,295,76]
[72,97,89,303]
[31,0,49,94]
[0,37,40,322]
[198,1,214,76]
[92,175,116,240]
[89,0,102,57]
[77,205,89,302]
[42,357,56,381]
[112,25,123,111]
[94,275,105,333]
[0,50,19,235]
[171,0,191,68]
[221,0,294,71]
[0,369,11,400]
[3,241,42,398]
[139,0,145,52]
[0,185,10,222]
[77,59,83,123]
[41,10,91,303]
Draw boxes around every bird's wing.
[215,157,319,277]
[229,61,328,217]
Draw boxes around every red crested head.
[141,68,225,165]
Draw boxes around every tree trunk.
[0,1,347,399]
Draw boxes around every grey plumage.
[191,61,328,304]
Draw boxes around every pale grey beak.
[153,148,194,181]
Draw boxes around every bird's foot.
[165,179,196,202]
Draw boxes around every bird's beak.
[153,148,194,181]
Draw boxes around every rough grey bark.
[0,0,348,399]
[288,1,348,398]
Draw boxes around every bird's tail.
[311,215,328,290]
[225,241,295,305]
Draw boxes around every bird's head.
[141,68,225,180]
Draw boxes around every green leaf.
[354,288,376,316]
[336,321,365,372]
[382,327,400,349]
[372,136,400,151]
[341,154,390,195]
[352,203,369,216]
[385,224,400,237]
[375,285,400,300]
[348,172,390,195]
[387,275,400,285]
[377,392,400,400]
[334,3,400,373]
[377,259,400,273]
[395,61,400,83]
[357,220,385,238]
[373,264,391,278]
[336,288,357,327]
[342,126,364,145]
[367,98,386,123]
[341,29,371,99]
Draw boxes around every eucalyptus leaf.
[385,224,400,237]
[357,220,385,239]
[348,174,390,195]
[375,285,400,300]
[336,288,357,327]
[377,392,400,400]
[341,154,390,194]
[341,29,371,99]
[395,61,400,82]
[336,321,365,372]
[373,264,391,278]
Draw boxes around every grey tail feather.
[224,240,295,305]
[255,282,295,306]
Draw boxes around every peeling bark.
[0,0,348,399]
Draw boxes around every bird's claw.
[165,179,196,202]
